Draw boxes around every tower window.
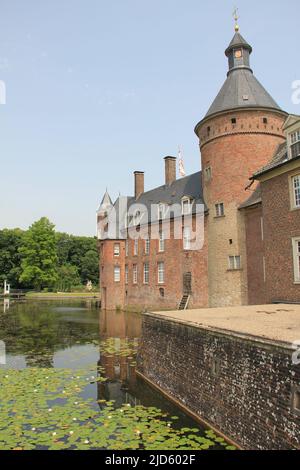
[229,256,241,270]
[263,118,268,124]
[114,266,121,282]
[207,126,211,135]
[114,243,120,257]
[205,167,212,181]
[231,118,237,125]
[215,203,225,217]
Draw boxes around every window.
[133,264,138,284]
[292,387,300,415]
[292,175,300,208]
[159,288,165,298]
[263,117,268,124]
[158,262,165,284]
[114,266,121,282]
[159,232,165,252]
[125,239,129,256]
[229,256,241,270]
[125,265,128,284]
[134,239,138,256]
[204,167,212,181]
[158,203,167,220]
[231,118,236,125]
[134,210,142,226]
[145,236,150,255]
[290,129,300,159]
[182,197,192,215]
[143,263,149,284]
[114,243,120,257]
[292,238,300,283]
[183,227,191,250]
[215,203,225,217]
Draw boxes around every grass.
[26,292,100,299]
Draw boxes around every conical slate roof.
[97,190,113,213]
[203,31,282,119]
[225,32,252,56]
[205,69,281,118]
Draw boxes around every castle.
[97,25,300,311]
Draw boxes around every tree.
[56,264,81,292]
[0,229,24,288]
[19,218,58,290]
[81,249,99,285]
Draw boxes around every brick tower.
[97,191,126,310]
[194,27,288,307]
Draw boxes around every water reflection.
[98,310,141,408]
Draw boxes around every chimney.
[134,171,144,199]
[164,156,177,185]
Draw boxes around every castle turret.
[195,27,288,307]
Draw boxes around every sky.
[0,0,299,236]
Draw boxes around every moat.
[0,300,232,450]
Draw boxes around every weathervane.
[233,7,240,32]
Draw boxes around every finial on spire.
[233,7,240,32]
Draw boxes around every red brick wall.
[124,216,209,311]
[261,169,300,303]
[244,204,267,305]
[100,239,126,310]
[198,110,287,205]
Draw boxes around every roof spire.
[233,7,240,32]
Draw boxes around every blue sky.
[0,0,299,235]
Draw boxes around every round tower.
[195,28,288,307]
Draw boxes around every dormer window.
[134,210,142,226]
[181,197,193,215]
[158,203,168,220]
[290,129,300,159]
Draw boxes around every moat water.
[0,300,232,450]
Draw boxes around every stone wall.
[137,314,300,450]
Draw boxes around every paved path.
[150,304,300,345]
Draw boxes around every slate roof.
[203,31,283,119]
[239,185,262,209]
[205,69,282,118]
[252,142,288,178]
[225,32,252,56]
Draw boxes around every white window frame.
[181,197,192,215]
[290,129,300,145]
[143,263,149,284]
[215,203,224,217]
[158,203,168,220]
[145,236,150,255]
[158,262,165,284]
[133,264,138,284]
[228,256,241,270]
[114,243,120,257]
[125,239,129,257]
[134,239,138,256]
[292,238,300,283]
[292,174,300,209]
[114,266,121,282]
[125,265,128,284]
[159,232,165,252]
[183,227,191,250]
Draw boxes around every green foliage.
[19,218,58,291]
[0,368,232,450]
[57,264,81,292]
[0,219,99,291]
[0,228,24,287]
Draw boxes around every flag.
[178,146,186,177]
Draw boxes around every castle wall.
[137,313,300,450]
[196,109,287,306]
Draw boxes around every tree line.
[0,217,99,292]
